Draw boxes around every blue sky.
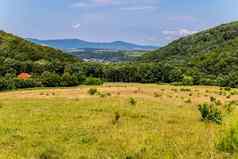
[1,0,238,45]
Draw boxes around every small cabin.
[17,72,31,80]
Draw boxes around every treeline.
[2,58,238,90]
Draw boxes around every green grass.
[0,83,237,158]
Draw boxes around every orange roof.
[18,72,31,80]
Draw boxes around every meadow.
[0,83,237,159]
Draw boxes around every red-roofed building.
[17,72,31,80]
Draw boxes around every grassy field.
[0,83,237,159]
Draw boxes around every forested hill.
[142,21,238,63]
[0,31,78,63]
[138,21,238,87]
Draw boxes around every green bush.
[198,103,223,124]
[84,77,103,86]
[182,75,194,85]
[14,78,42,88]
[61,73,80,87]
[41,72,62,87]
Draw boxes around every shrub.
[88,88,98,95]
[154,92,161,97]
[129,97,137,105]
[14,78,42,88]
[182,75,194,85]
[112,112,120,125]
[210,96,216,102]
[41,72,62,87]
[224,87,232,91]
[185,99,192,103]
[84,77,103,86]
[198,103,223,124]
[224,100,238,113]
[61,73,80,87]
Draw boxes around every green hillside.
[140,21,238,86]
[0,31,93,90]
[0,31,78,63]
[142,21,238,62]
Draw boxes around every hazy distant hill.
[28,38,158,51]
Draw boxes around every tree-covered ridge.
[137,21,238,87]
[142,21,238,62]
[0,31,78,63]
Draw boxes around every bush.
[84,77,103,86]
[61,73,80,87]
[185,99,192,103]
[129,97,137,105]
[224,100,238,113]
[198,103,223,124]
[182,75,193,85]
[112,112,120,125]
[224,87,232,91]
[88,88,98,95]
[98,92,111,98]
[14,78,42,88]
[41,72,62,87]
[210,96,216,102]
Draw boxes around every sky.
[1,0,238,46]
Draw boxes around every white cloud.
[162,29,197,37]
[120,6,158,11]
[70,0,114,8]
[162,29,197,42]
[70,0,159,10]
[72,23,81,29]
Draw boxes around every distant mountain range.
[27,38,158,51]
